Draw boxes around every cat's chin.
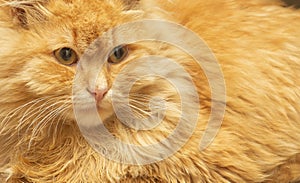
[74,109,113,127]
[97,106,114,123]
[73,102,114,127]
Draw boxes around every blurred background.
[283,0,300,8]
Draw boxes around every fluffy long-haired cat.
[1,0,300,182]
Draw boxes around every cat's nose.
[89,88,108,102]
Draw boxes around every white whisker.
[0,97,51,134]
[28,101,70,149]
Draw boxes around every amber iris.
[54,47,78,66]
[108,45,128,64]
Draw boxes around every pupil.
[60,48,72,61]
[114,46,124,59]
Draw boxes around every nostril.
[87,88,108,102]
[95,89,108,101]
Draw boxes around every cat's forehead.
[47,0,130,52]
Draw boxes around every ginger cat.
[0,0,300,182]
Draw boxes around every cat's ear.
[122,0,140,10]
[3,0,51,28]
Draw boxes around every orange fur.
[0,0,300,182]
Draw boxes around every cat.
[0,0,300,182]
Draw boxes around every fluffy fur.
[0,0,300,182]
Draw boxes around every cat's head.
[0,0,141,117]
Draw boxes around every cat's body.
[0,0,300,182]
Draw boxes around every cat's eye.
[108,45,128,64]
[54,47,78,66]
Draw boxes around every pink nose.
[89,88,108,102]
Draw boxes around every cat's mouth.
[96,94,113,112]
[90,89,114,121]
[72,88,114,125]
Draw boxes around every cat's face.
[1,0,139,117]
